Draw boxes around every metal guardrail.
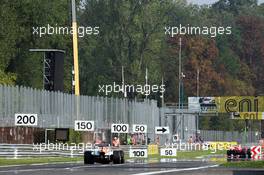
[0,144,84,158]
[0,144,149,158]
[2,143,260,159]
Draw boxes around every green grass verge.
[0,157,82,166]
[221,161,264,168]
[170,150,225,159]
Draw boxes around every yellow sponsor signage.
[188,96,264,113]
[216,96,264,113]
[232,112,264,120]
[208,141,237,150]
[148,144,159,155]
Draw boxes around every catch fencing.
[200,130,260,143]
[0,85,160,133]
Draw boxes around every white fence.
[0,85,160,133]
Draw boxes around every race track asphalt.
[0,160,263,175]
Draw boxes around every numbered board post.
[74,120,94,131]
[15,114,38,126]
[111,124,129,133]
[129,149,148,158]
[132,124,147,133]
[160,148,177,156]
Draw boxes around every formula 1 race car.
[84,144,125,164]
[227,145,251,161]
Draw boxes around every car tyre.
[113,150,124,164]
[247,148,251,159]
[227,150,232,161]
[84,151,95,164]
[240,149,246,160]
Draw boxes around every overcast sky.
[188,0,264,5]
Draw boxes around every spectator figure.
[188,136,193,144]
[95,136,102,144]
[195,134,199,143]
[132,134,137,145]
[112,137,120,147]
[165,138,170,146]
[198,136,203,143]
[127,134,132,145]
[156,136,160,145]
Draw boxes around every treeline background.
[0,0,264,131]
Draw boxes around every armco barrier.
[0,144,149,158]
[0,144,83,158]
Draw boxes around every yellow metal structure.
[72,0,80,96]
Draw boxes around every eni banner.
[188,96,264,113]
[231,112,264,120]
